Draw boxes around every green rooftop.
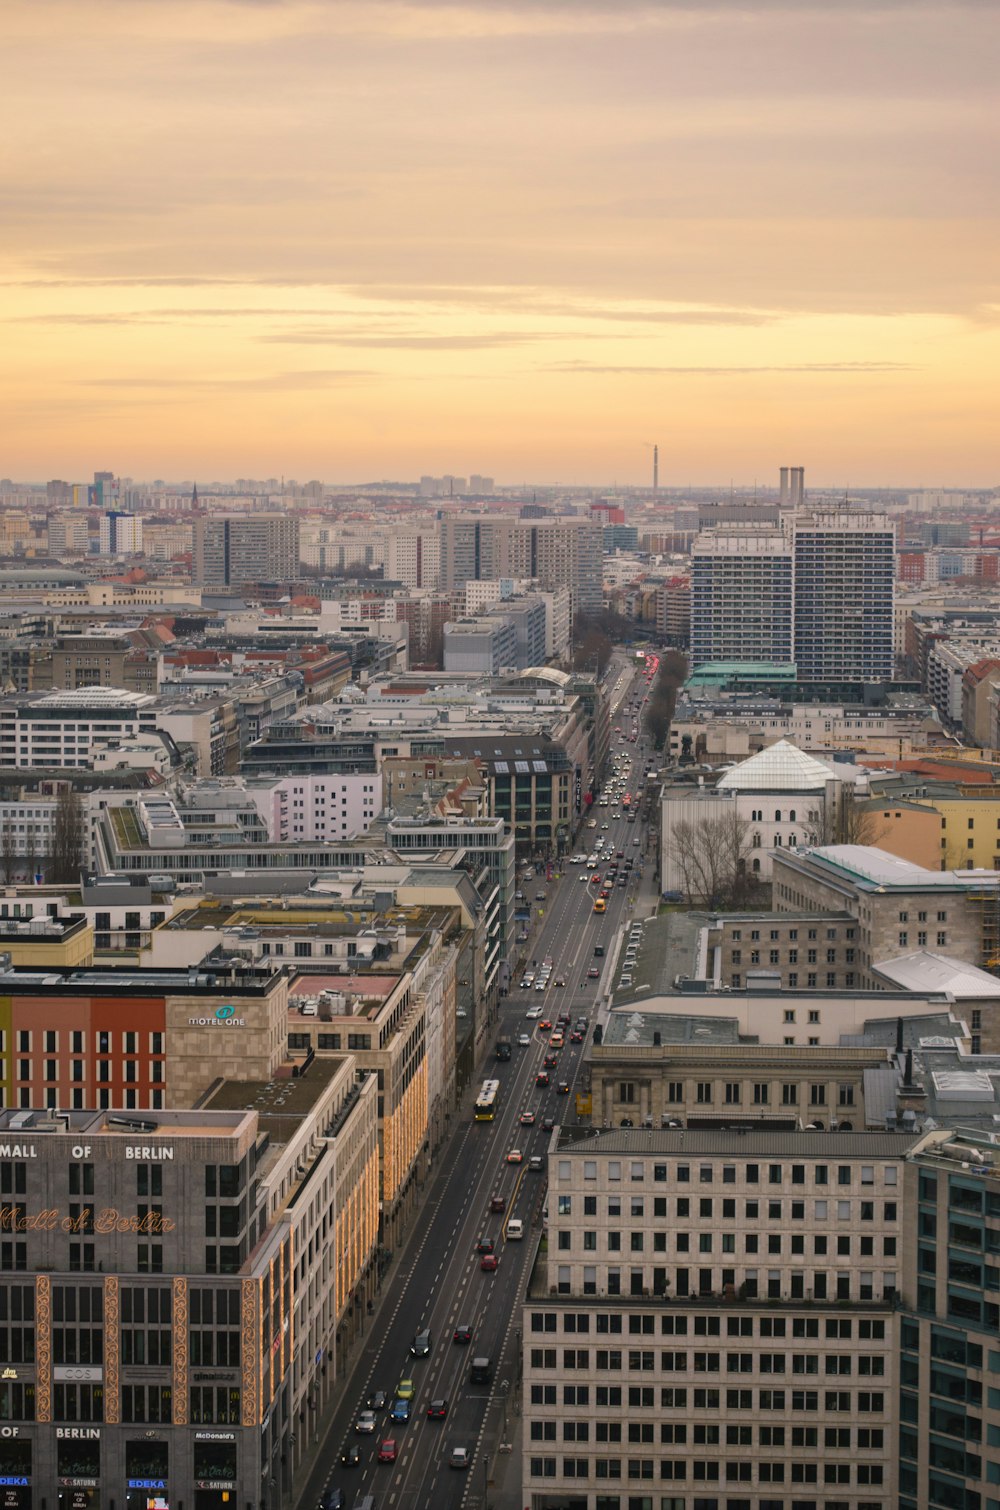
[685,661,799,688]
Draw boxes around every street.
[299,662,656,1510]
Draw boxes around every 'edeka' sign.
[188,1005,246,1028]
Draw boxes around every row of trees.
[645,650,688,750]
[0,789,87,885]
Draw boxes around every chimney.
[895,1016,904,1055]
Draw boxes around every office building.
[98,511,143,556]
[690,530,793,668]
[47,514,89,557]
[383,527,440,589]
[440,515,603,617]
[792,510,895,681]
[523,1127,907,1509]
[193,515,300,586]
[443,615,517,675]
[690,508,894,680]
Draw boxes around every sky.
[3,0,998,487]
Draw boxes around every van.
[469,1355,492,1384]
[506,1217,524,1240]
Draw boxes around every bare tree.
[50,788,87,883]
[23,823,39,884]
[0,822,16,884]
[810,791,891,849]
[673,810,753,907]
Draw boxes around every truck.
[494,1036,512,1062]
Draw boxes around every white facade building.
[246,772,381,842]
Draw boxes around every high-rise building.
[690,507,894,679]
[383,527,440,589]
[440,515,602,616]
[193,514,300,585]
[47,513,90,557]
[792,509,895,681]
[690,528,794,667]
[98,510,143,555]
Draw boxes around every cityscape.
[3,3,999,1510]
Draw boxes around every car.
[410,1330,431,1357]
[535,1071,550,1087]
[534,891,546,901]
[378,1439,397,1463]
[549,1032,564,1048]
[518,1033,531,1046]
[489,1194,506,1213]
[587,967,600,979]
[633,836,641,846]
[480,1252,498,1272]
[524,1006,542,1019]
[542,1115,555,1131]
[619,975,633,989]
[590,873,602,886]
[618,876,628,887]
[543,1052,558,1068]
[594,944,605,956]
[601,822,609,830]
[355,1410,377,1434]
[453,1322,474,1343]
[396,1378,415,1399]
[570,1030,584,1043]
[340,1442,360,1469]
[616,849,625,859]
[427,1398,449,1419]
[534,979,546,991]
[599,889,610,900]
[450,1446,471,1470]
[390,1396,411,1423]
[367,1388,388,1411]
[579,873,589,883]
[554,976,565,987]
[507,1148,523,1163]
[557,1081,570,1095]
[528,1155,544,1172]
[477,1234,495,1253]
[539,1019,552,1032]
[520,1110,536,1125]
[319,1491,344,1510]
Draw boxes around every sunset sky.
[3,0,997,486]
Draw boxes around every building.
[443,615,517,675]
[383,527,440,589]
[193,515,300,586]
[690,510,894,680]
[0,1072,379,1510]
[659,741,845,892]
[792,509,894,681]
[47,514,89,557]
[523,1127,909,1509]
[98,511,143,556]
[690,529,794,668]
[440,514,603,617]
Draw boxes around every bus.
[474,1079,501,1121]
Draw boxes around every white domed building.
[661,739,854,896]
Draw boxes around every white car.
[580,873,590,883]
[525,1005,543,1019]
[518,1033,532,1046]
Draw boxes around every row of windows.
[529,1313,886,1340]
[528,1383,886,1415]
[1,1088,165,1113]
[530,1349,886,1377]
[558,1160,899,1188]
[558,1195,894,1220]
[551,1270,897,1302]
[555,1232,898,1258]
[5,1030,164,1053]
[528,1458,885,1485]
[682,1084,856,1107]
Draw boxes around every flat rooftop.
[555,1127,919,1158]
[204,1054,346,1135]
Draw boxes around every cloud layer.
[1,0,997,482]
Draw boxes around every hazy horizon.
[3,0,997,485]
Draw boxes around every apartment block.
[193,515,300,585]
[690,529,793,668]
[523,1128,909,1510]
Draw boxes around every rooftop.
[555,1127,918,1158]
[872,951,1000,999]
[716,739,836,792]
[204,1055,346,1139]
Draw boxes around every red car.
[539,1019,552,1032]
[480,1253,498,1272]
[378,1440,397,1463]
[590,873,602,886]
[587,967,600,979]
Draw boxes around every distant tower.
[779,466,790,505]
[653,445,659,494]
[790,466,805,508]
[191,481,199,510]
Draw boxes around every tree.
[572,629,613,677]
[50,788,87,883]
[672,810,754,907]
[812,790,890,849]
[0,822,16,884]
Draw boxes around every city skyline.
[3,0,998,484]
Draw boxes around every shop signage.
[192,1372,235,1383]
[56,1426,101,1439]
[54,1367,102,1383]
[194,1431,235,1442]
[188,1006,246,1029]
[0,1146,35,1159]
[0,1428,19,1438]
[0,1481,28,1489]
[0,1369,16,1380]
[124,1147,175,1161]
[196,1483,236,1492]
[59,1480,98,1489]
[128,1480,166,1491]
[0,1208,174,1235]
